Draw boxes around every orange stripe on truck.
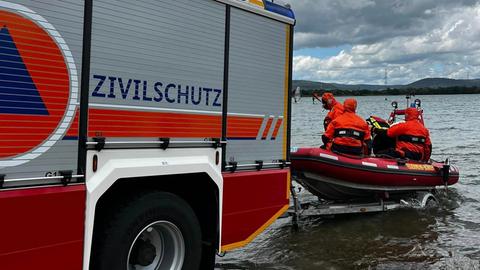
[85,108,264,139]
[88,108,222,138]
[227,115,263,139]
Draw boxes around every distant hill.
[330,83,403,91]
[293,78,480,91]
[293,80,337,90]
[406,78,480,88]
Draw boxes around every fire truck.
[0,0,294,269]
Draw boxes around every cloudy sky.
[290,0,480,85]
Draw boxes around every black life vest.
[397,135,426,144]
[334,128,365,141]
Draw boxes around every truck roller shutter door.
[89,0,226,140]
[226,8,289,165]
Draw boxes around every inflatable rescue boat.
[291,96,460,202]
[291,147,459,201]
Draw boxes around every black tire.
[91,191,202,270]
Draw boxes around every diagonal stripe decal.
[270,117,283,140]
[261,116,274,140]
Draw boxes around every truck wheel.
[92,192,202,270]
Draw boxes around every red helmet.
[405,107,420,121]
[343,98,357,113]
[321,92,336,109]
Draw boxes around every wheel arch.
[82,149,223,270]
[89,173,220,269]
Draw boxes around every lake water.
[216,94,480,270]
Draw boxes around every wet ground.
[216,94,480,270]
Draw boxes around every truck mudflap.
[221,169,290,250]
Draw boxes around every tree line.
[299,86,480,97]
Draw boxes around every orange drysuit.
[387,108,432,161]
[322,92,344,130]
[324,99,371,155]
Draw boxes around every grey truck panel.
[215,0,295,25]
[226,8,288,164]
[0,1,83,180]
[89,0,226,139]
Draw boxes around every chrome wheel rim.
[127,221,185,270]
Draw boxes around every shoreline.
[299,87,480,97]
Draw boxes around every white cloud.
[292,1,480,84]
[336,0,375,10]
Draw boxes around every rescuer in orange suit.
[321,92,344,130]
[385,107,432,161]
[322,98,371,156]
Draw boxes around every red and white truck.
[0,0,294,269]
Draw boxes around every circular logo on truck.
[0,3,77,168]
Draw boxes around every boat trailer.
[287,180,438,229]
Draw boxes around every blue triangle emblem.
[0,26,49,115]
